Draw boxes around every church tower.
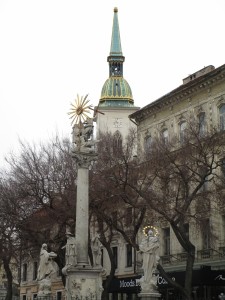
[95,7,139,139]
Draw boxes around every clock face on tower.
[113,118,122,128]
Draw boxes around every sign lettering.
[119,275,176,289]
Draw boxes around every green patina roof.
[110,7,123,57]
[99,77,133,107]
[98,7,134,108]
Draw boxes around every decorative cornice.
[130,64,225,123]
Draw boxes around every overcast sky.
[1,0,225,167]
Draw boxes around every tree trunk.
[3,257,13,300]
[170,222,196,300]
[101,243,116,300]
[183,251,195,300]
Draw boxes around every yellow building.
[130,64,225,299]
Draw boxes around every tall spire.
[98,7,133,107]
[110,7,123,56]
[107,7,125,77]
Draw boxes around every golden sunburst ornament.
[68,94,93,125]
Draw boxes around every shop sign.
[119,278,140,288]
[119,275,176,289]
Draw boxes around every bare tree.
[90,121,224,300]
[0,176,22,300]
[3,136,77,288]
[90,130,148,298]
[120,121,224,300]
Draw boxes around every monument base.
[37,278,52,300]
[65,266,103,300]
[138,291,161,300]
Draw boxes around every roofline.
[130,63,225,122]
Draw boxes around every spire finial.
[109,6,122,56]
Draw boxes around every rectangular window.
[112,246,118,268]
[145,135,152,152]
[126,207,132,226]
[219,105,225,131]
[126,244,132,267]
[22,263,27,281]
[162,129,169,144]
[56,291,62,300]
[22,295,27,300]
[221,215,225,244]
[32,294,37,300]
[201,219,210,249]
[180,121,187,144]
[221,159,225,178]
[112,211,118,226]
[101,249,104,267]
[33,262,38,280]
[199,113,206,136]
[163,227,170,255]
[199,166,209,192]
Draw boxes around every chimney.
[183,65,215,84]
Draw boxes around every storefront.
[159,268,225,300]
[107,268,225,300]
[107,276,141,300]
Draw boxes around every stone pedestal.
[37,279,52,300]
[138,291,161,300]
[65,266,103,300]
[138,274,161,300]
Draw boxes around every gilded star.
[68,94,93,125]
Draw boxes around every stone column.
[63,119,103,300]
[76,166,89,265]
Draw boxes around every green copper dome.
[100,77,133,107]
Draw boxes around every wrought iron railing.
[160,247,225,266]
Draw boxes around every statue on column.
[37,243,57,281]
[139,230,160,293]
[37,243,57,298]
[91,233,102,268]
[72,117,95,154]
[66,94,103,300]
[62,231,77,274]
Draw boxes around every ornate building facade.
[130,64,225,300]
[18,6,225,300]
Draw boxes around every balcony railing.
[197,248,213,259]
[160,247,225,266]
[177,252,188,261]
[219,246,225,257]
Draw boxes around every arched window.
[113,130,122,154]
[161,129,169,144]
[219,104,225,131]
[179,121,187,143]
